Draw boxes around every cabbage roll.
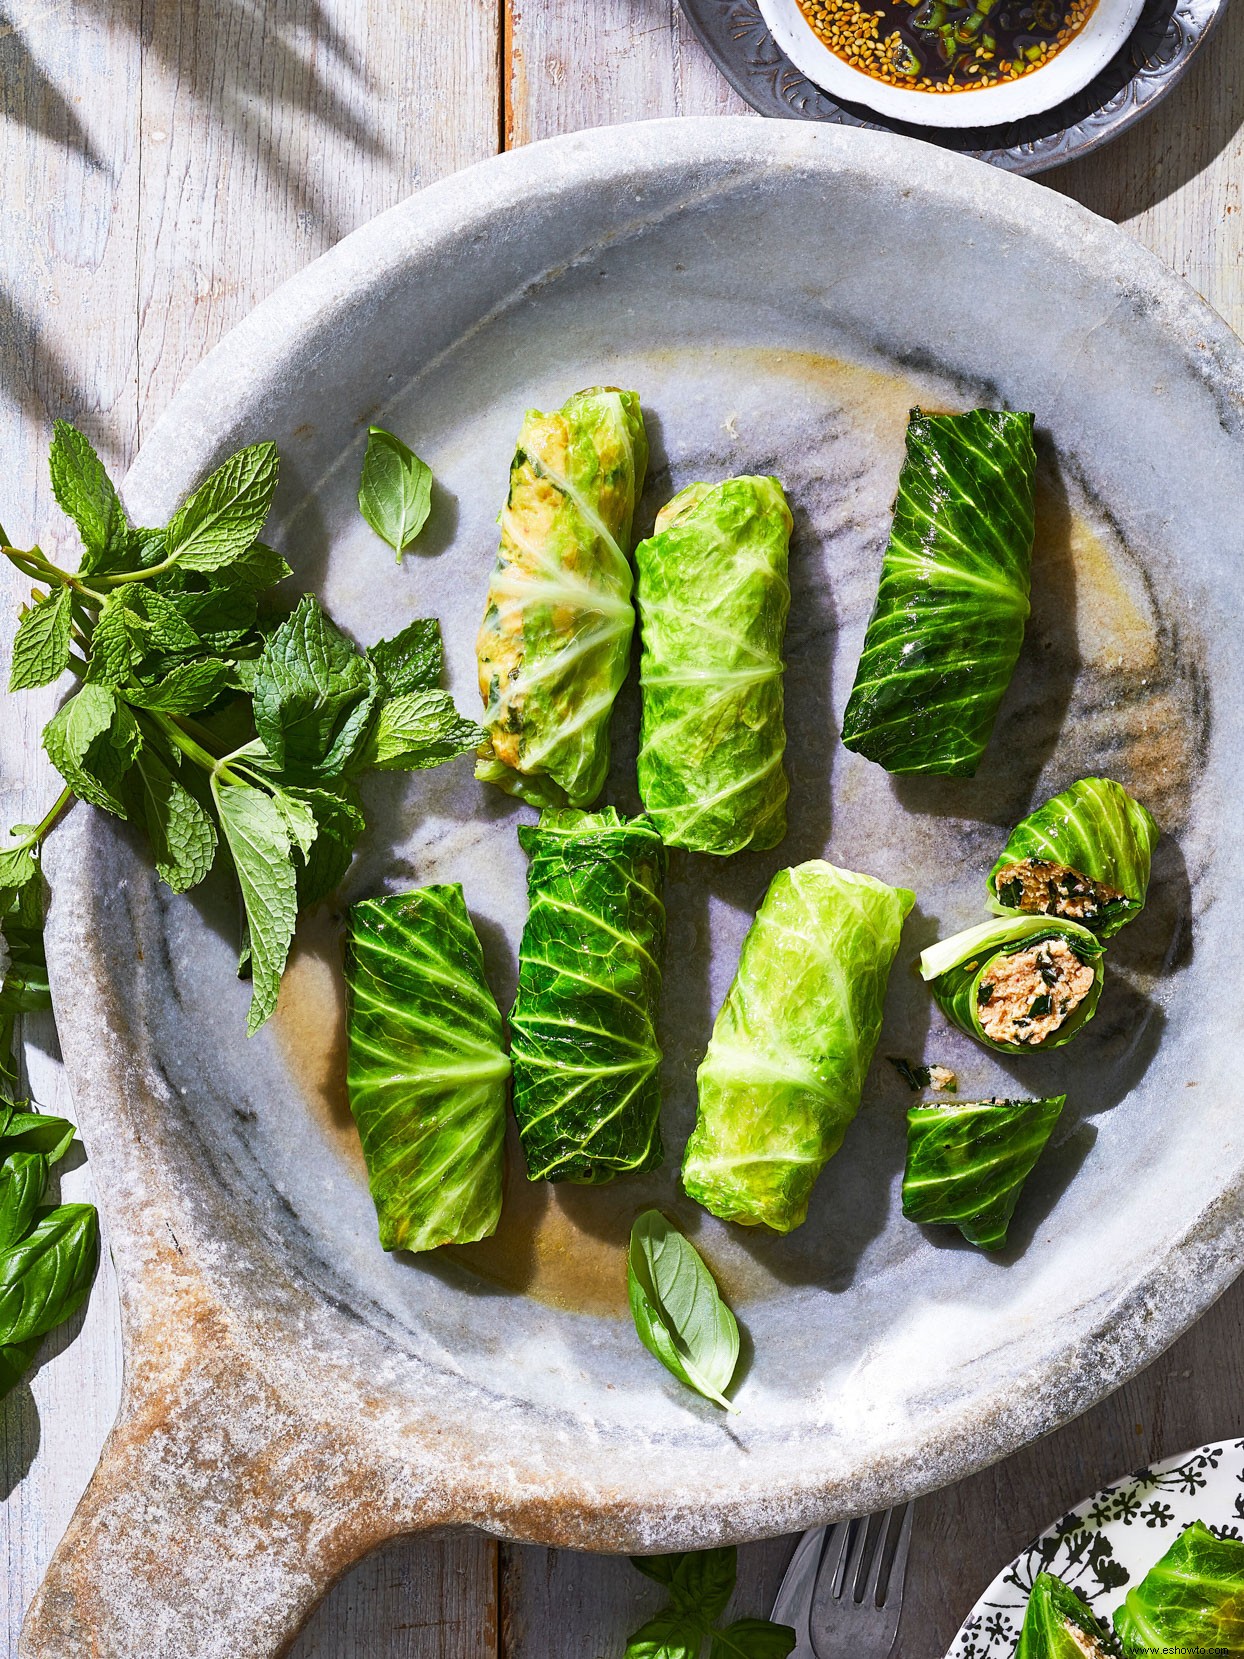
[1017,1572,1121,1658]
[510,809,667,1183]
[475,386,648,808]
[902,1095,1065,1249]
[635,475,792,854]
[841,407,1036,776]
[345,886,510,1252]
[989,776,1159,939]
[682,861,914,1233]
[919,916,1105,1054]
[1114,1522,1244,1654]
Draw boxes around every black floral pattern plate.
[679,0,1230,172]
[947,1440,1244,1654]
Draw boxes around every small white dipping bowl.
[758,0,1147,126]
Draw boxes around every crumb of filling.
[1066,1626,1113,1659]
[927,1064,957,1093]
[994,858,1124,924]
[977,937,1095,1046]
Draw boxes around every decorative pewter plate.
[21,121,1244,1659]
[680,0,1230,172]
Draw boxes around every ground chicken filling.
[993,857,1125,925]
[1065,1626,1112,1659]
[976,937,1095,1046]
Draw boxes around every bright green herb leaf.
[367,617,443,695]
[47,420,123,567]
[251,595,379,783]
[124,658,230,714]
[269,785,318,860]
[129,751,217,893]
[0,1153,49,1251]
[284,784,365,909]
[358,426,433,558]
[42,684,142,817]
[212,780,299,1035]
[0,1110,76,1165]
[622,1614,700,1659]
[163,441,279,573]
[710,1620,797,1659]
[0,847,37,892]
[665,1551,736,1623]
[206,540,291,597]
[0,1338,39,1400]
[627,1210,739,1411]
[355,689,483,772]
[85,591,145,687]
[9,585,72,691]
[625,1550,794,1659]
[132,584,203,652]
[162,582,259,653]
[0,1202,98,1346]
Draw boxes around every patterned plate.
[947,1440,1244,1655]
[679,0,1230,173]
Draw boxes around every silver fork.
[771,1503,914,1657]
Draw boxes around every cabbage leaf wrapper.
[902,1095,1065,1249]
[841,407,1036,776]
[1114,1521,1244,1655]
[475,386,648,809]
[635,475,792,854]
[989,776,1159,939]
[344,886,510,1252]
[1016,1572,1122,1658]
[510,809,667,1183]
[682,861,914,1233]
[920,915,1106,1055]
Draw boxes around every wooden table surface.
[1,4,1242,1655]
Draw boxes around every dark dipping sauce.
[796,0,1096,91]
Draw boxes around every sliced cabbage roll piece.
[989,777,1159,938]
[682,861,914,1233]
[841,407,1036,776]
[1114,1521,1244,1655]
[1016,1572,1122,1659]
[920,915,1106,1055]
[475,386,648,808]
[345,886,510,1252]
[902,1095,1065,1249]
[635,475,792,854]
[510,808,667,1183]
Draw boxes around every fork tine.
[842,1514,876,1603]
[880,1502,915,1607]
[862,1510,897,1607]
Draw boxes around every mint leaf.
[0,1202,98,1346]
[9,586,72,691]
[0,848,37,892]
[207,541,291,597]
[622,1614,701,1659]
[42,685,141,817]
[269,785,318,859]
[48,421,123,568]
[709,1621,796,1659]
[132,585,201,653]
[161,583,258,652]
[213,781,298,1034]
[284,784,365,909]
[129,752,216,892]
[164,441,279,573]
[367,617,443,695]
[125,659,230,714]
[358,426,433,559]
[355,689,482,772]
[84,591,145,687]
[252,596,379,782]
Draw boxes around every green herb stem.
[3,785,74,856]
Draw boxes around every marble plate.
[22,120,1244,1657]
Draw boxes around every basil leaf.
[252,595,380,782]
[358,426,433,558]
[129,751,217,893]
[9,585,72,691]
[631,1556,685,1589]
[355,689,484,772]
[85,591,146,687]
[213,780,299,1034]
[0,1202,98,1346]
[710,1620,796,1659]
[627,1211,739,1411]
[48,420,124,569]
[622,1613,701,1659]
[0,1337,39,1400]
[0,1111,77,1164]
[0,847,37,892]
[668,1551,736,1624]
[0,1152,48,1250]
[124,658,231,714]
[42,684,142,817]
[284,784,365,909]
[367,617,443,695]
[164,441,279,573]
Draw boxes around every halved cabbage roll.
[475,386,648,808]
[919,916,1106,1054]
[1017,1572,1121,1658]
[1114,1522,1244,1655]
[510,808,667,1183]
[345,886,511,1252]
[635,475,792,854]
[902,1095,1065,1249]
[989,777,1159,938]
[841,407,1036,776]
[682,861,914,1233]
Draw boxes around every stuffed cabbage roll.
[1016,1572,1121,1658]
[989,777,1159,939]
[475,386,648,808]
[902,1095,1065,1249]
[635,475,792,854]
[1114,1522,1244,1655]
[682,861,914,1233]
[920,916,1106,1055]
[841,407,1036,776]
[345,886,510,1252]
[510,808,667,1183]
